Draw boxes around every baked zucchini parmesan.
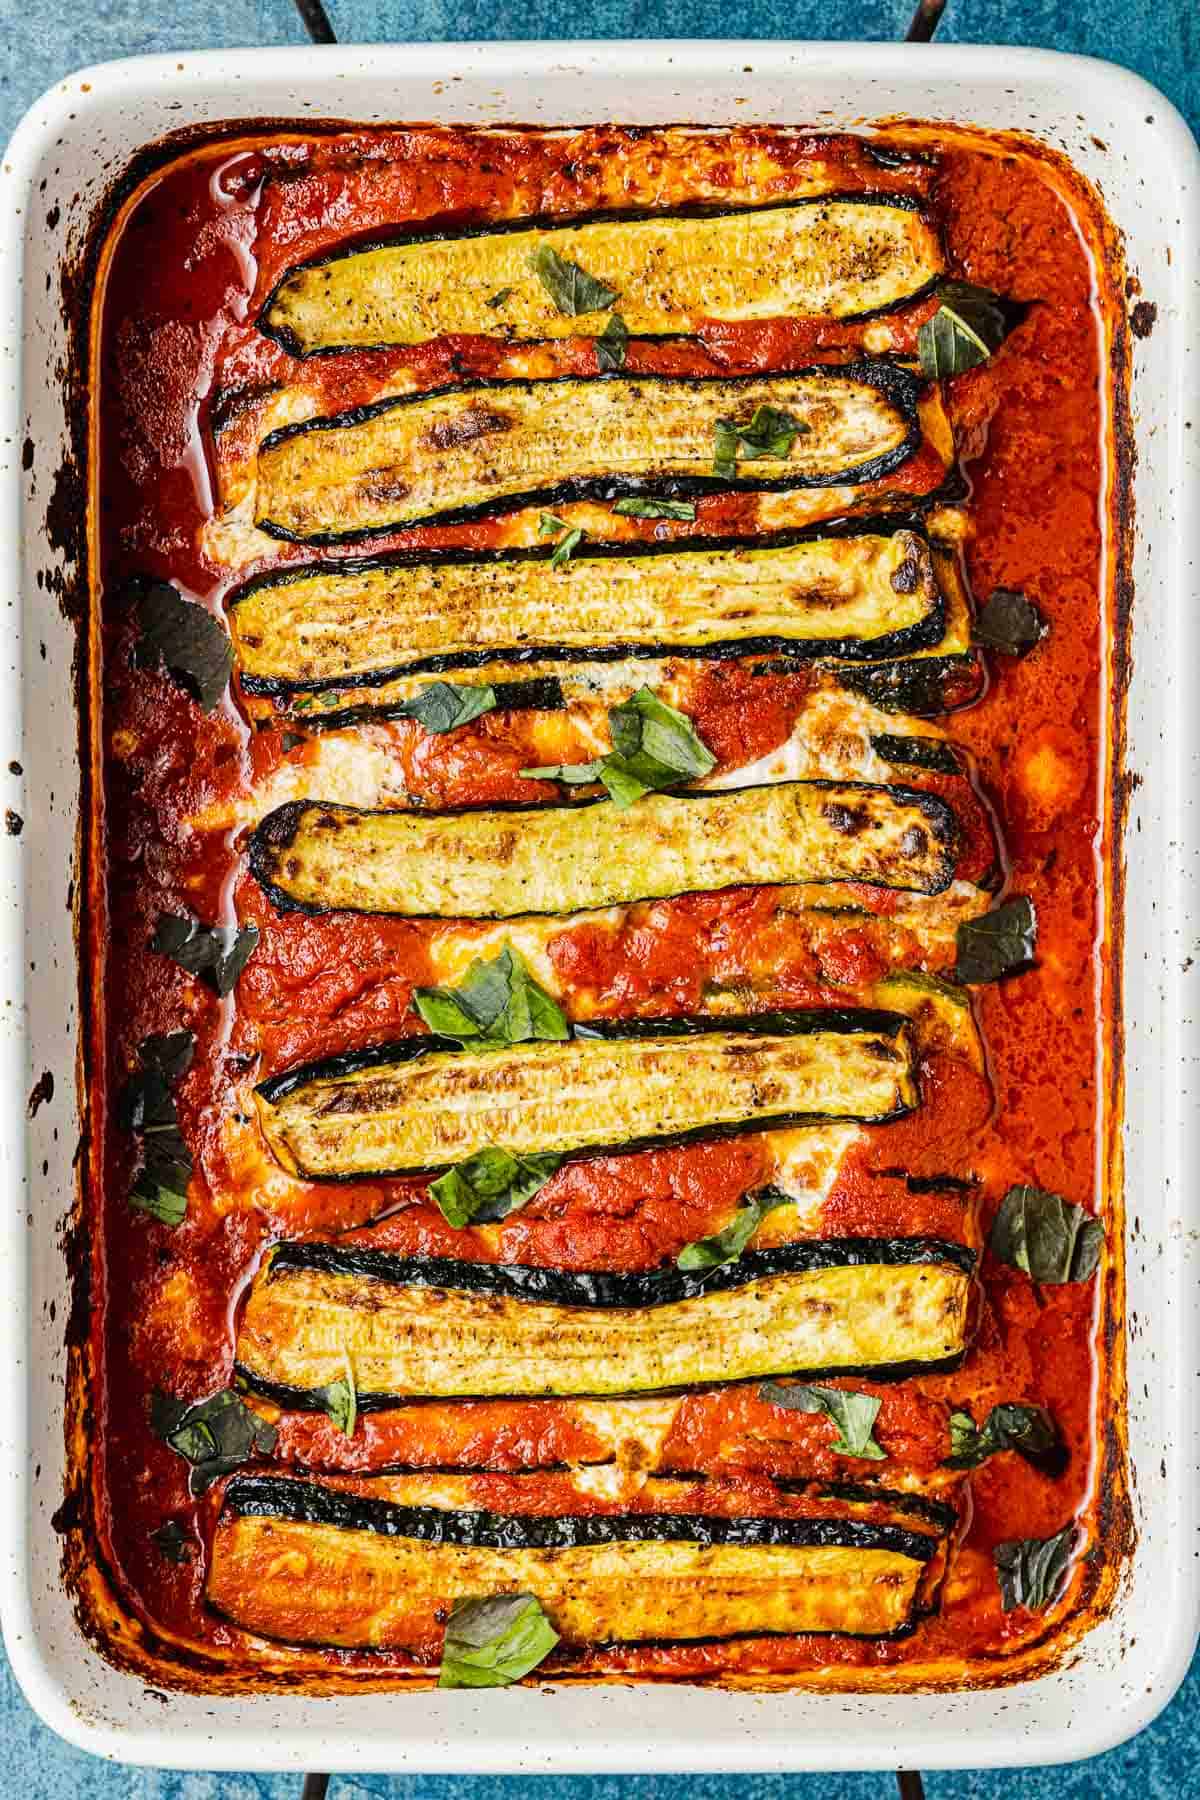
[207,1473,951,1648]
[254,1010,918,1178]
[83,118,1122,1698]
[254,366,926,540]
[234,1239,974,1402]
[248,781,960,917]
[259,197,944,354]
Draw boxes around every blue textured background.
[1,0,1196,1790]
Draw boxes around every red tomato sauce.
[80,123,1122,1688]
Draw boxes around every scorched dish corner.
[58,115,1132,1694]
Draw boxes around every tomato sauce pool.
[81,124,1121,1686]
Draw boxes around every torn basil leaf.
[611,497,697,521]
[870,733,960,775]
[151,1389,277,1494]
[989,1185,1103,1285]
[151,913,260,997]
[522,686,714,809]
[538,512,585,567]
[529,243,618,315]
[316,1367,357,1438]
[758,1382,886,1461]
[413,944,568,1046]
[431,1147,565,1229]
[132,579,233,713]
[945,1402,1063,1473]
[389,681,498,734]
[677,1188,793,1271]
[119,1032,196,1228]
[955,896,1037,984]
[439,1592,559,1689]
[973,587,1048,655]
[918,282,1011,379]
[150,1519,194,1564]
[713,404,809,478]
[595,312,628,371]
[993,1523,1076,1613]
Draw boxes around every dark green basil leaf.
[973,588,1048,656]
[713,404,809,478]
[529,244,619,316]
[119,1032,196,1228]
[486,287,515,309]
[989,1185,1103,1285]
[280,732,305,753]
[611,497,697,521]
[315,1368,357,1438]
[431,1147,565,1229]
[944,1402,1063,1472]
[758,1381,886,1460]
[677,1189,793,1271]
[521,686,714,810]
[993,1523,1076,1613]
[132,580,233,713]
[150,1519,194,1564]
[918,282,1010,379]
[413,945,568,1046]
[389,681,497,734]
[870,733,961,775]
[151,914,260,997]
[138,1031,196,1083]
[129,1177,188,1227]
[151,1389,277,1494]
[594,312,629,371]
[438,1592,559,1688]
[955,896,1037,984]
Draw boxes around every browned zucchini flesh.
[206,1471,951,1649]
[254,1010,918,1179]
[228,525,942,695]
[233,1239,975,1401]
[259,198,944,355]
[248,781,960,918]
[254,365,925,541]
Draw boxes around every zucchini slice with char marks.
[234,1237,975,1402]
[254,365,925,542]
[259,197,944,356]
[254,1009,918,1180]
[207,1471,951,1649]
[248,780,960,919]
[228,522,943,696]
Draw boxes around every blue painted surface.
[0,0,1196,1791]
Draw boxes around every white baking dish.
[1,39,1198,1773]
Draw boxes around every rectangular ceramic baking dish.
[1,39,1197,1774]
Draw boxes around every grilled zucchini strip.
[228,526,942,695]
[254,366,924,541]
[234,1239,975,1401]
[254,1009,918,1179]
[260,198,944,355]
[207,1472,949,1648]
[248,781,959,918]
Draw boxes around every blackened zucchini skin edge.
[253,364,927,543]
[218,1473,943,1565]
[229,518,947,696]
[258,1235,978,1304]
[256,194,939,358]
